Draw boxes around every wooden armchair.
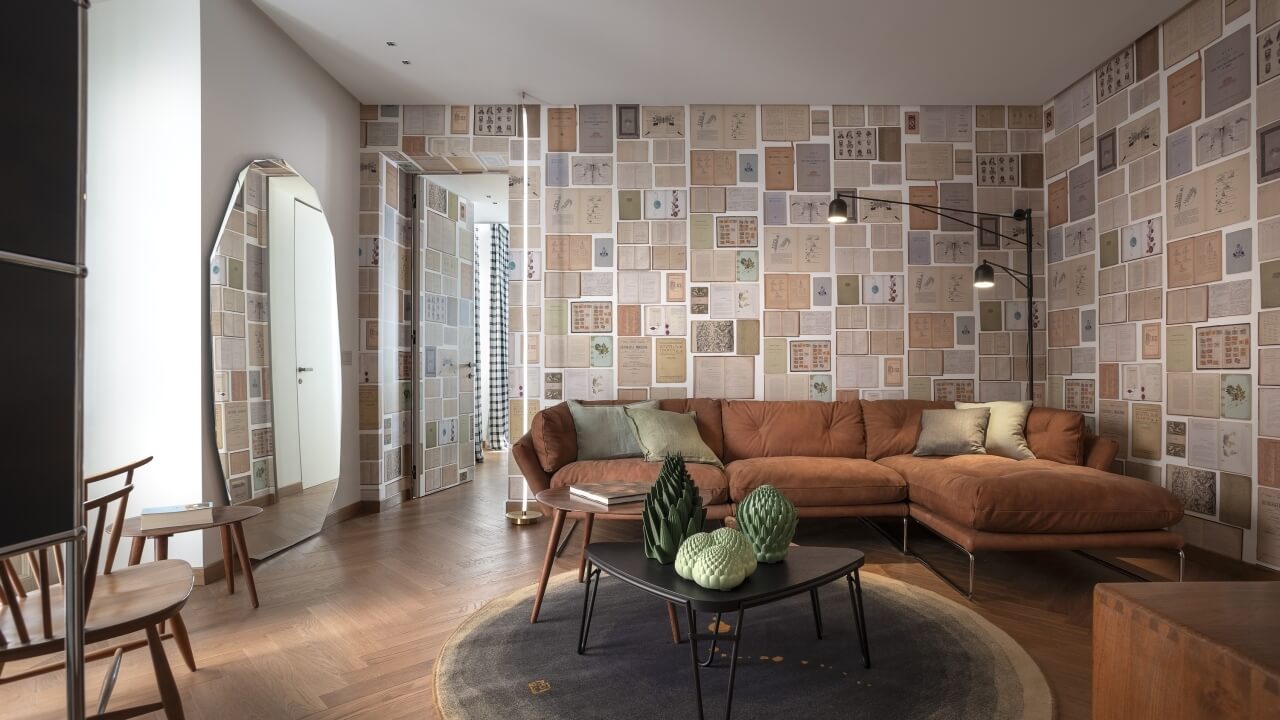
[0,460,196,719]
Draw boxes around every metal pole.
[68,2,89,717]
[1024,210,1034,402]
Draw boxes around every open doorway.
[411,172,510,497]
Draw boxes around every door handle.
[298,367,314,372]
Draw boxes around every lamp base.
[506,509,543,526]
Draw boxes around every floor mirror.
[210,159,341,559]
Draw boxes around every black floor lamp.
[827,192,1038,401]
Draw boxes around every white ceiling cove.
[254,0,1183,106]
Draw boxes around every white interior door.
[292,199,341,488]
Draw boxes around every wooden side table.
[1093,581,1280,720]
[123,505,264,608]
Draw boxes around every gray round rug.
[435,571,1053,719]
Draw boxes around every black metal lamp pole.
[828,192,1036,402]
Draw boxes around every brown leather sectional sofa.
[511,398,1185,595]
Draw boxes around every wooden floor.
[242,479,338,561]
[4,452,1275,719]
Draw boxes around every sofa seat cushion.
[551,459,729,505]
[726,457,907,507]
[879,454,1024,478]
[879,455,1183,533]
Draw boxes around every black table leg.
[809,588,824,639]
[723,608,745,720]
[846,570,871,668]
[699,612,722,667]
[576,563,601,655]
[684,603,706,720]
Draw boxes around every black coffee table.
[578,542,869,720]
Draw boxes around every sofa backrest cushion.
[1024,407,1085,465]
[862,399,954,460]
[531,398,724,473]
[720,400,866,461]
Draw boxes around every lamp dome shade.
[827,197,849,223]
[973,262,995,288]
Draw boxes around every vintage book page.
[547,108,577,152]
[1167,59,1203,133]
[1131,403,1163,460]
[920,106,973,142]
[905,143,954,180]
[1162,0,1222,69]
[764,147,795,190]
[654,338,686,383]
[761,105,810,141]
[617,337,652,387]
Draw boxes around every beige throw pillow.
[913,408,991,457]
[624,408,723,467]
[955,400,1035,460]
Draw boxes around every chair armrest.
[1083,434,1118,471]
[511,433,552,496]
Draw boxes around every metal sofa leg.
[1178,549,1185,582]
[859,516,911,556]
[904,523,976,600]
[901,517,909,554]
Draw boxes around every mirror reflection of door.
[210,161,341,559]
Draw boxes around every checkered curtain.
[474,226,485,462]
[486,224,511,450]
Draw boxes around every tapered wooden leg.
[229,523,259,609]
[53,545,64,583]
[667,602,683,644]
[219,526,236,595]
[168,612,197,672]
[128,536,145,567]
[144,624,186,719]
[154,535,169,561]
[578,513,595,583]
[530,508,566,623]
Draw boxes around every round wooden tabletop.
[121,505,264,537]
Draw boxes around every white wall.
[200,0,361,557]
[86,0,205,565]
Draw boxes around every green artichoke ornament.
[735,484,798,563]
[642,454,707,564]
[676,527,757,591]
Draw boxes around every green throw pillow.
[567,400,658,460]
[624,408,723,468]
[955,400,1035,459]
[913,408,991,457]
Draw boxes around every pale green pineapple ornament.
[675,527,757,591]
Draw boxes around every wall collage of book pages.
[211,160,294,504]
[1041,0,1278,568]
[355,0,1280,568]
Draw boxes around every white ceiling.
[254,0,1183,106]
[427,173,509,224]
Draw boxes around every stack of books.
[568,483,649,507]
[140,502,215,530]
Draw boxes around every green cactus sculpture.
[736,485,798,563]
[675,527,757,591]
[642,454,707,564]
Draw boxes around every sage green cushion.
[567,400,658,460]
[955,400,1035,459]
[913,408,991,457]
[625,408,723,467]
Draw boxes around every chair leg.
[168,613,197,672]
[128,536,145,567]
[144,624,186,720]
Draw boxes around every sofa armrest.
[511,432,552,496]
[1083,434,1118,471]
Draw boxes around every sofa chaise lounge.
[510,398,1185,597]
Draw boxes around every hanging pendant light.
[973,262,995,288]
[827,196,849,223]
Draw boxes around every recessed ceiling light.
[401,60,411,65]
[386,41,397,46]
